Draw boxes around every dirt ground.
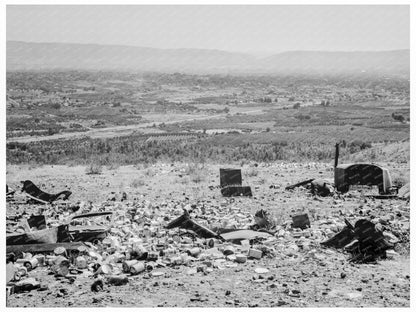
[5,162,410,307]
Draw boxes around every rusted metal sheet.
[219,168,242,188]
[27,215,47,230]
[21,180,72,203]
[335,163,392,194]
[292,214,310,229]
[165,212,219,238]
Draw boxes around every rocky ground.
[5,162,410,307]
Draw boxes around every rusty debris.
[219,168,252,197]
[21,180,72,203]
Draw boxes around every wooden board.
[6,242,87,254]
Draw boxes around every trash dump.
[5,186,409,305]
[6,199,285,297]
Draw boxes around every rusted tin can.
[188,247,201,257]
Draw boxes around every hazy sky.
[7,5,409,54]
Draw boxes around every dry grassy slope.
[348,141,409,164]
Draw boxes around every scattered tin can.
[107,275,129,286]
[97,264,113,275]
[235,254,247,263]
[54,246,67,257]
[130,262,146,275]
[52,256,70,276]
[248,248,262,259]
[223,246,235,256]
[15,266,28,280]
[122,260,139,273]
[147,251,159,261]
[170,256,182,265]
[34,254,45,266]
[76,256,88,269]
[188,247,201,257]
[24,258,39,271]
[146,262,156,271]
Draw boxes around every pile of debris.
[6,192,405,299]
[5,171,408,302]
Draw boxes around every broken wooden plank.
[71,211,113,220]
[6,242,87,254]
[285,178,315,191]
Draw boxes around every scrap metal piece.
[6,225,69,245]
[220,229,272,241]
[334,163,393,194]
[285,178,315,191]
[21,180,72,203]
[292,214,310,229]
[27,215,47,230]
[221,185,252,197]
[220,168,242,188]
[310,179,334,197]
[219,168,252,197]
[321,218,394,263]
[68,211,113,242]
[165,212,219,239]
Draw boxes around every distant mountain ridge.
[7,41,409,75]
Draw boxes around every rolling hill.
[7,41,409,75]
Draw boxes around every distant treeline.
[7,133,378,166]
